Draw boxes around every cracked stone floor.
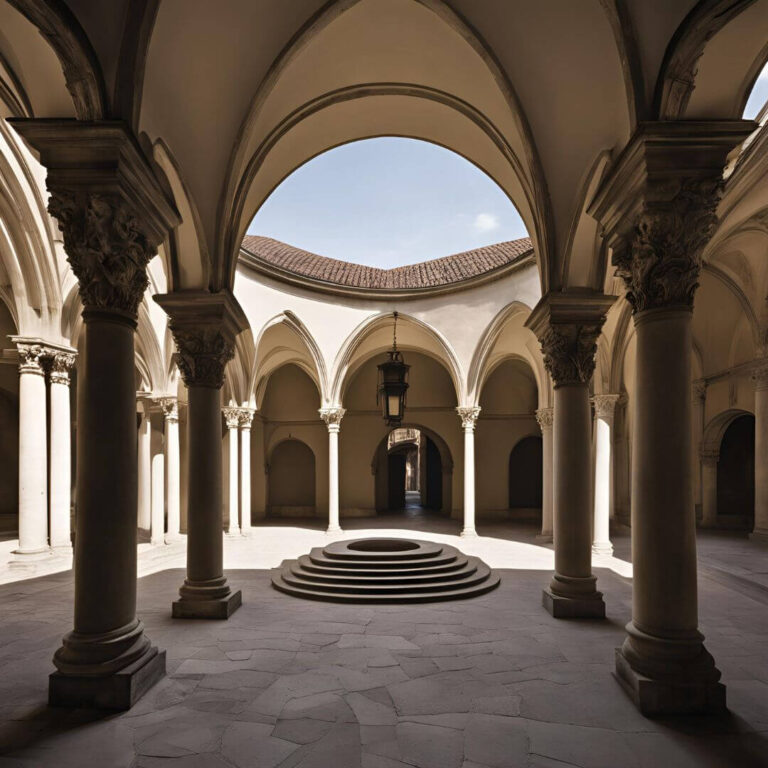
[0,520,767,768]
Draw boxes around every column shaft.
[137,412,152,532]
[165,413,180,541]
[462,426,476,536]
[49,354,75,551]
[15,345,49,557]
[151,450,165,545]
[700,455,719,528]
[240,421,253,536]
[592,396,618,556]
[328,427,341,533]
[224,409,240,536]
[536,408,553,541]
[751,372,768,540]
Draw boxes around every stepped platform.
[271,537,500,602]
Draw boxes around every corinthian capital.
[319,407,346,430]
[535,407,553,430]
[592,393,620,421]
[157,396,179,423]
[525,292,614,389]
[50,351,77,385]
[16,342,45,375]
[238,408,255,429]
[456,406,481,430]
[222,407,241,429]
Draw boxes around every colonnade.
[10,117,751,718]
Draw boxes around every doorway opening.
[717,414,755,531]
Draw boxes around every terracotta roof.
[240,235,533,290]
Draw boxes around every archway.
[268,439,316,518]
[508,436,543,518]
[717,414,755,530]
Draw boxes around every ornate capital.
[49,351,77,385]
[48,191,156,319]
[592,394,620,421]
[613,178,722,314]
[173,328,234,389]
[222,407,241,430]
[157,396,179,423]
[752,360,768,391]
[16,342,45,375]
[320,407,346,430]
[535,407,553,430]
[456,406,481,430]
[238,408,255,429]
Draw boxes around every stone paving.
[0,523,767,767]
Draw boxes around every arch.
[716,412,755,527]
[267,438,316,517]
[251,311,327,408]
[331,311,463,406]
[508,434,543,512]
[702,407,754,455]
[217,0,553,292]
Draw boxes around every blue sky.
[247,138,528,268]
[744,61,768,119]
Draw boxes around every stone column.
[49,351,76,552]
[12,341,49,560]
[592,394,619,556]
[700,450,719,528]
[239,409,255,536]
[159,398,180,542]
[693,382,707,520]
[137,409,152,533]
[223,407,241,536]
[526,293,614,619]
[456,406,481,537]
[150,450,165,545]
[751,361,768,541]
[320,407,345,534]
[154,291,246,619]
[588,121,751,714]
[535,407,554,542]
[15,120,180,709]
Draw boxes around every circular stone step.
[271,537,500,603]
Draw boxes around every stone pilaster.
[456,406,480,537]
[320,407,346,534]
[154,291,246,620]
[535,407,554,542]
[11,120,180,710]
[526,292,614,619]
[588,121,753,715]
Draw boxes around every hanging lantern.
[377,312,409,426]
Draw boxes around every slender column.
[535,407,554,541]
[12,342,49,560]
[588,121,751,714]
[456,407,481,536]
[137,410,152,532]
[239,409,254,536]
[223,407,241,536]
[159,398,180,542]
[592,394,619,556]
[693,382,707,520]
[320,407,345,534]
[150,450,165,545]
[49,351,77,551]
[750,361,768,541]
[14,120,181,710]
[155,291,245,619]
[526,293,614,619]
[700,450,719,528]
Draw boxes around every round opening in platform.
[348,539,420,553]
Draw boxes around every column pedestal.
[535,408,553,542]
[320,408,345,534]
[457,407,480,537]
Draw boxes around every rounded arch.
[702,407,754,456]
[251,310,327,408]
[331,311,463,406]
[267,437,317,517]
[508,434,543,512]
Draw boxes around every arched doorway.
[268,439,316,518]
[373,426,452,518]
[717,414,755,530]
[508,436,543,518]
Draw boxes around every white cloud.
[474,213,499,232]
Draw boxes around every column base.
[326,525,343,535]
[535,533,553,543]
[591,541,614,556]
[460,528,477,538]
[164,533,182,545]
[50,544,73,557]
[241,528,253,538]
[173,589,242,619]
[615,647,726,716]
[748,529,768,544]
[49,646,165,711]
[542,587,605,619]
[226,529,241,538]
[9,548,53,570]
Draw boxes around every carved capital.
[535,407,553,430]
[238,408,255,429]
[48,191,156,319]
[16,342,45,375]
[222,407,241,430]
[157,396,179,423]
[592,394,620,421]
[320,407,346,430]
[173,328,234,389]
[456,406,481,430]
[752,360,768,391]
[613,178,722,314]
[49,351,77,385]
